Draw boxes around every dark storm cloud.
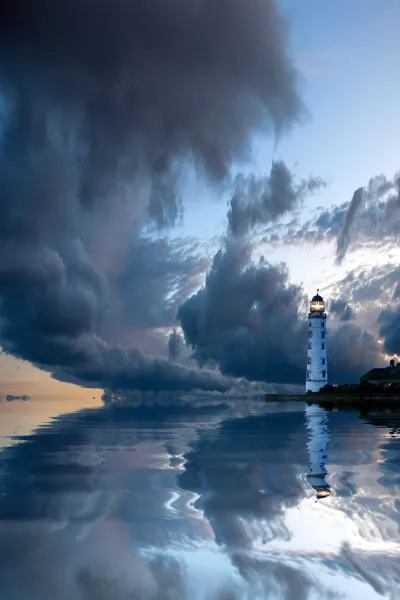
[325,263,400,358]
[260,203,348,248]
[227,161,325,236]
[327,171,400,353]
[334,264,400,305]
[328,298,355,322]
[177,239,308,385]
[177,238,383,385]
[0,230,228,392]
[116,238,207,330]
[0,0,303,393]
[168,330,183,361]
[328,323,382,383]
[378,307,400,356]
[0,0,302,192]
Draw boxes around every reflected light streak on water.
[0,399,399,599]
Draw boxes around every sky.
[0,0,399,401]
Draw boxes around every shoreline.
[264,393,400,408]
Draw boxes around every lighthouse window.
[322,370,326,378]
[308,342,312,349]
[321,332,325,339]
[309,322,312,327]
[307,358,311,364]
[308,331,312,338]
[321,321,325,327]
[321,358,326,365]
[321,343,325,350]
[307,370,311,379]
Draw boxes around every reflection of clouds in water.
[0,404,231,548]
[322,411,400,549]
[0,401,319,599]
[341,543,400,598]
[179,411,308,550]
[0,401,399,598]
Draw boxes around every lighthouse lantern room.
[306,290,328,393]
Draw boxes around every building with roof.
[360,359,400,388]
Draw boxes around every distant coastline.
[288,357,400,408]
[265,390,400,408]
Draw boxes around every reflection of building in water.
[305,404,331,499]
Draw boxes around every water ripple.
[0,400,399,598]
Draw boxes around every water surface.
[0,398,399,599]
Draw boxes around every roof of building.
[361,367,400,381]
[311,293,323,302]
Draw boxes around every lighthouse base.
[306,380,326,393]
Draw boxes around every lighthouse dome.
[312,292,323,302]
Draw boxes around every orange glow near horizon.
[0,352,102,401]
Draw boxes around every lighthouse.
[306,290,328,393]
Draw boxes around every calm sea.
[0,398,399,599]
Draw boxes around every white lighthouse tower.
[306,290,328,393]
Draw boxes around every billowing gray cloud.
[333,173,400,262]
[0,232,228,393]
[325,172,400,355]
[328,298,355,322]
[178,239,307,385]
[328,323,383,383]
[168,330,183,361]
[0,0,302,198]
[264,171,400,258]
[378,307,400,357]
[227,161,325,236]
[98,237,209,352]
[293,204,347,246]
[0,0,303,393]
[178,238,380,385]
[332,263,400,310]
[324,263,400,358]
[335,173,397,262]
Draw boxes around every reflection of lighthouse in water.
[305,404,331,500]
